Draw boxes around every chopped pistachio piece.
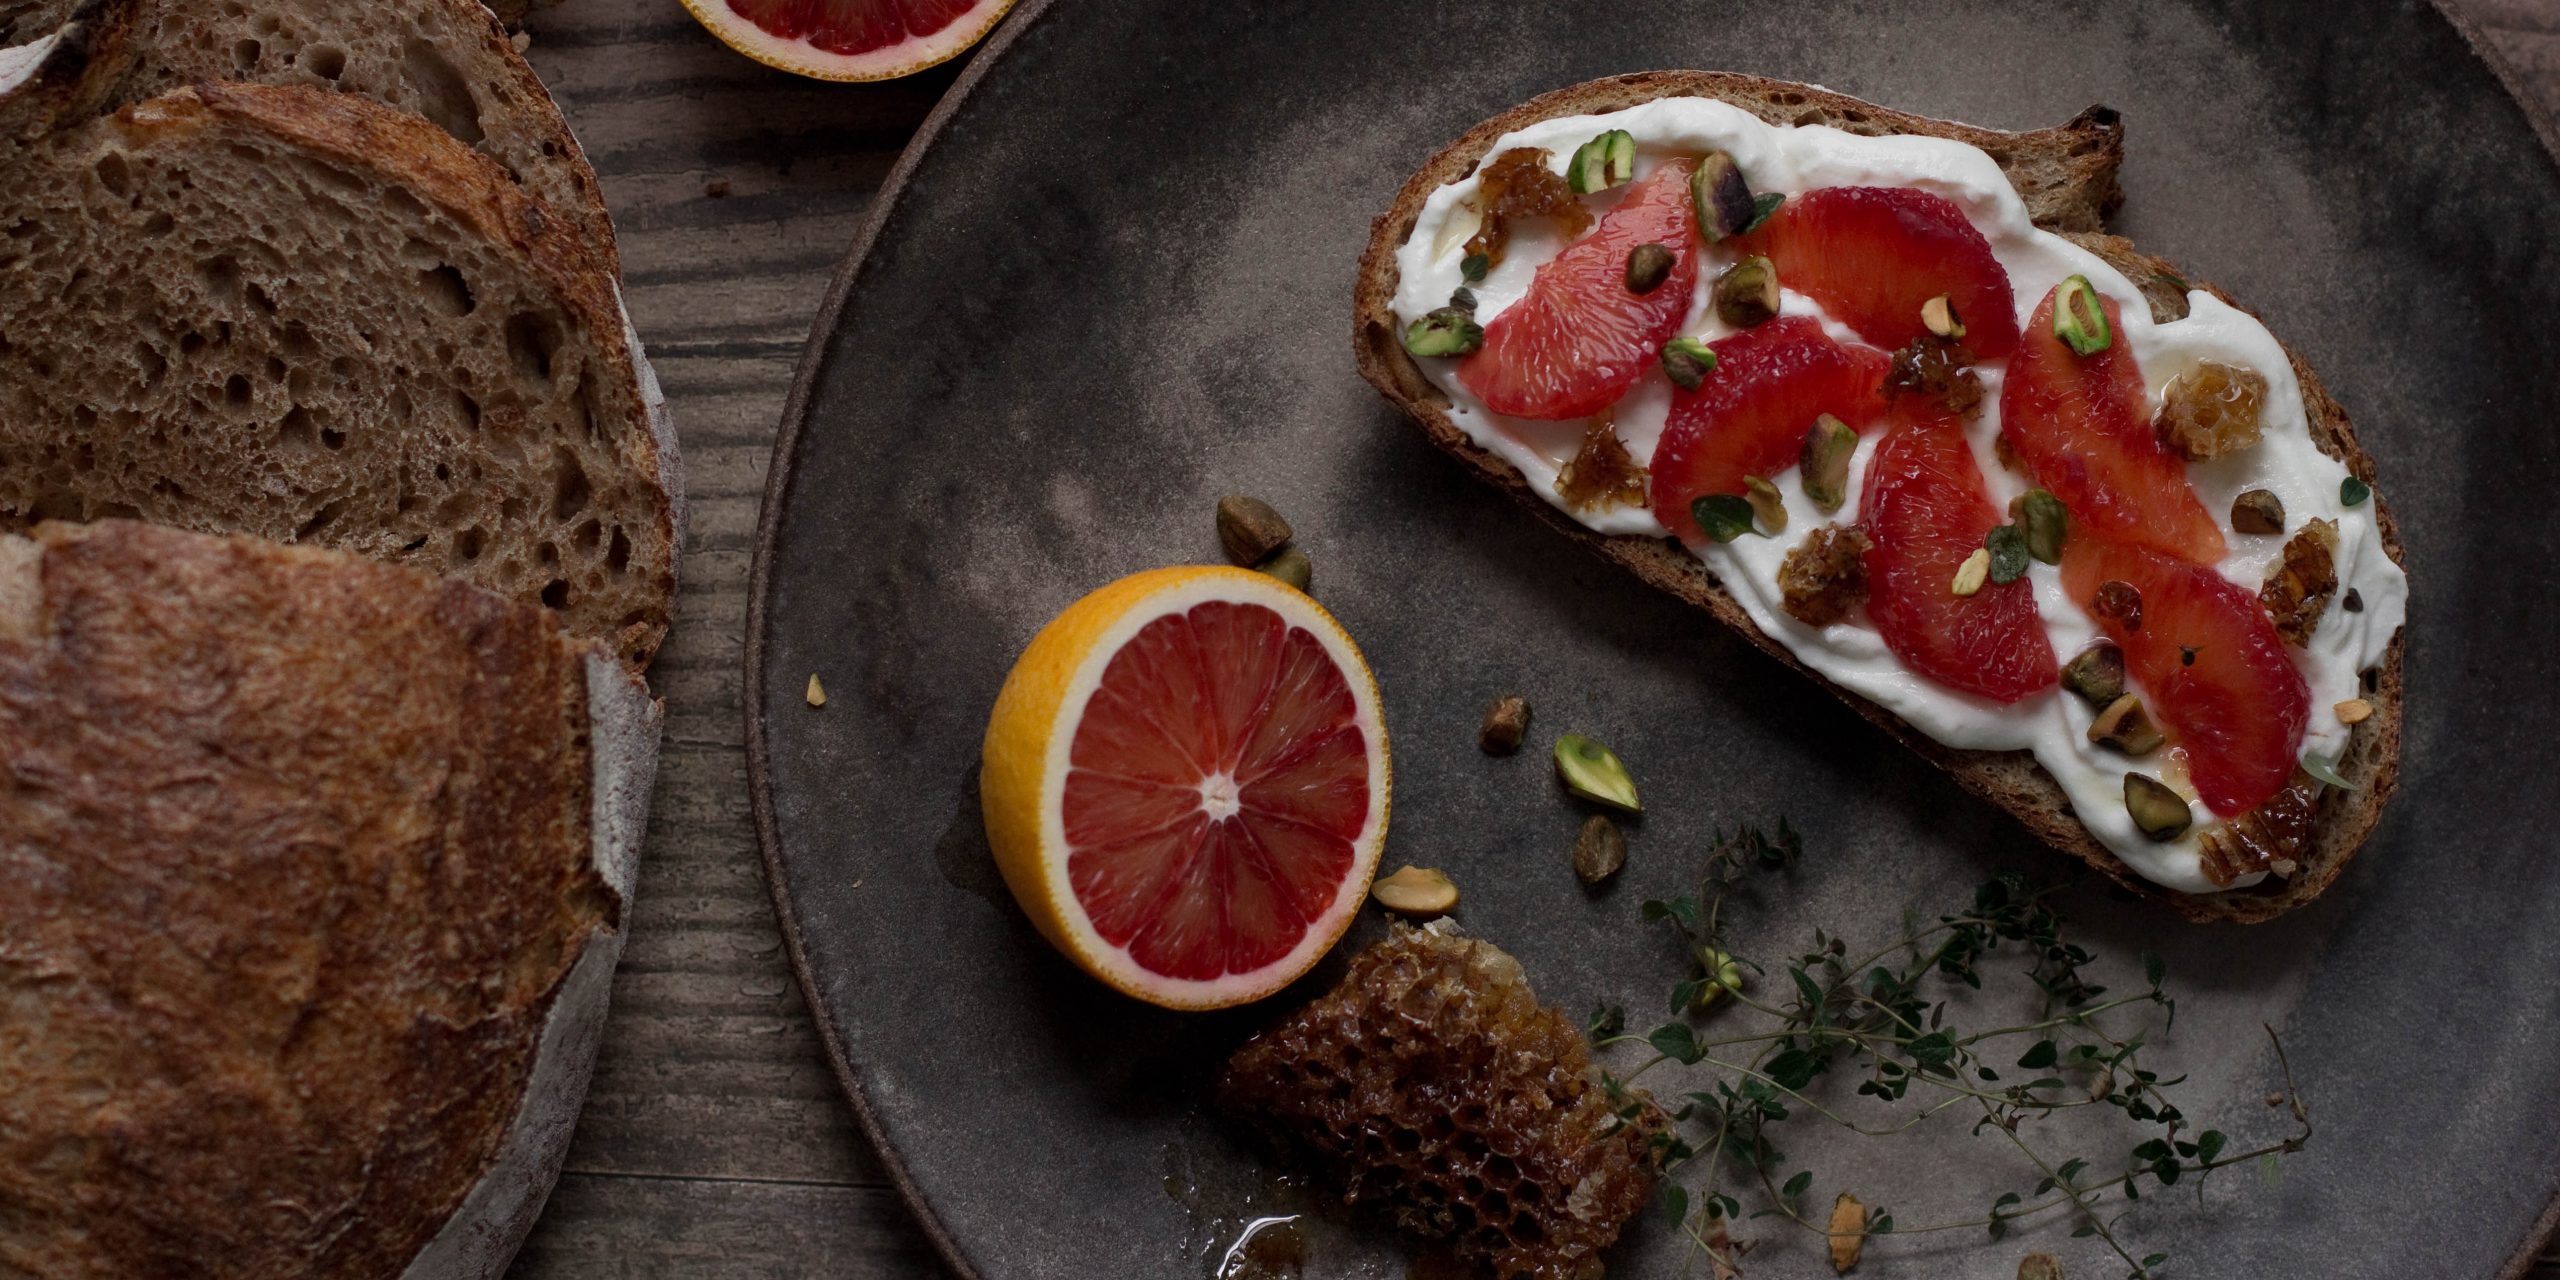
[2087,693,2166,755]
[2053,274,2112,356]
[1691,150,1757,242]
[2017,488,2067,563]
[1921,293,1965,339]
[1371,865,1459,916]
[2231,488,2287,535]
[1403,306,1483,357]
[1624,242,1675,294]
[1713,255,1780,328]
[1554,733,1641,812]
[2061,642,2126,709]
[2335,697,2375,725]
[1661,335,1717,391]
[1567,128,1637,194]
[1950,547,1991,597]
[1985,524,2031,585]
[2123,773,2192,841]
[1828,1193,1868,1274]
[1743,475,1788,534]
[2301,755,2355,789]
[1690,493,1756,544]
[1799,414,1856,513]
[1254,545,1312,592]
[1741,191,1785,234]
[805,673,827,707]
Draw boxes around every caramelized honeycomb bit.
[1778,524,1872,627]
[1882,338,1984,419]
[1220,924,1665,1280]
[1556,413,1648,514]
[2198,768,2324,886]
[2261,518,2339,646]
[2155,360,2268,461]
[1464,149,1593,270]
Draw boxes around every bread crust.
[0,520,625,1278]
[1352,71,2406,922]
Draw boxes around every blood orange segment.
[2000,285,2226,563]
[1734,186,2021,358]
[2062,537,2309,816]
[980,567,1388,1011]
[1649,315,1892,543]
[683,0,1013,81]
[1458,158,1700,420]
[1857,411,2058,703]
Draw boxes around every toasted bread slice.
[1353,72,2405,922]
[0,519,658,1280]
[0,0,618,274]
[0,82,676,668]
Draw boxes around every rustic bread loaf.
[0,519,657,1280]
[0,0,619,275]
[1352,72,2405,923]
[0,81,675,668]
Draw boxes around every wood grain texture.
[497,2,2560,1275]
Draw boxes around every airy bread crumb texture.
[0,86,672,665]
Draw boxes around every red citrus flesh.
[2000,286,2226,563]
[1857,410,2057,703]
[2062,537,2308,816]
[1459,158,1700,420]
[1649,315,1892,543]
[725,0,979,54]
[1735,186,2020,359]
[1058,601,1371,983]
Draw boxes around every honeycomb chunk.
[1778,523,1872,627]
[2198,768,2325,886]
[1220,924,1663,1280]
[2260,518,2339,646]
[1556,414,1648,514]
[2155,360,2268,461]
[1464,149,1593,270]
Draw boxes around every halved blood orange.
[680,0,1014,81]
[980,567,1390,1010]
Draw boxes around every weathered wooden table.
[501,3,2560,1274]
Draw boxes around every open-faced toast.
[1353,72,2405,922]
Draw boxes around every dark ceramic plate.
[746,1,2560,1275]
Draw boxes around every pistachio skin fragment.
[1714,255,1780,328]
[1255,546,1312,593]
[1403,306,1483,357]
[2231,488,2287,536]
[1661,336,1717,392]
[1572,814,1627,884]
[1689,493,1756,544]
[2060,643,2126,709]
[1216,494,1293,567]
[1691,150,1758,242]
[2124,773,2193,842]
[1799,414,1856,513]
[1554,733,1641,813]
[2087,693,2166,755]
[1371,865,1459,917]
[1478,695,1531,755]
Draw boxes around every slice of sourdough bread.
[0,519,658,1280]
[0,81,676,669]
[3,0,621,276]
[1353,71,2406,923]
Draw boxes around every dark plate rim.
[738,4,2560,1277]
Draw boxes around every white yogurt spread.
[1391,98,2408,894]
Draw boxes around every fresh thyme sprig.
[1585,824,2311,1279]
